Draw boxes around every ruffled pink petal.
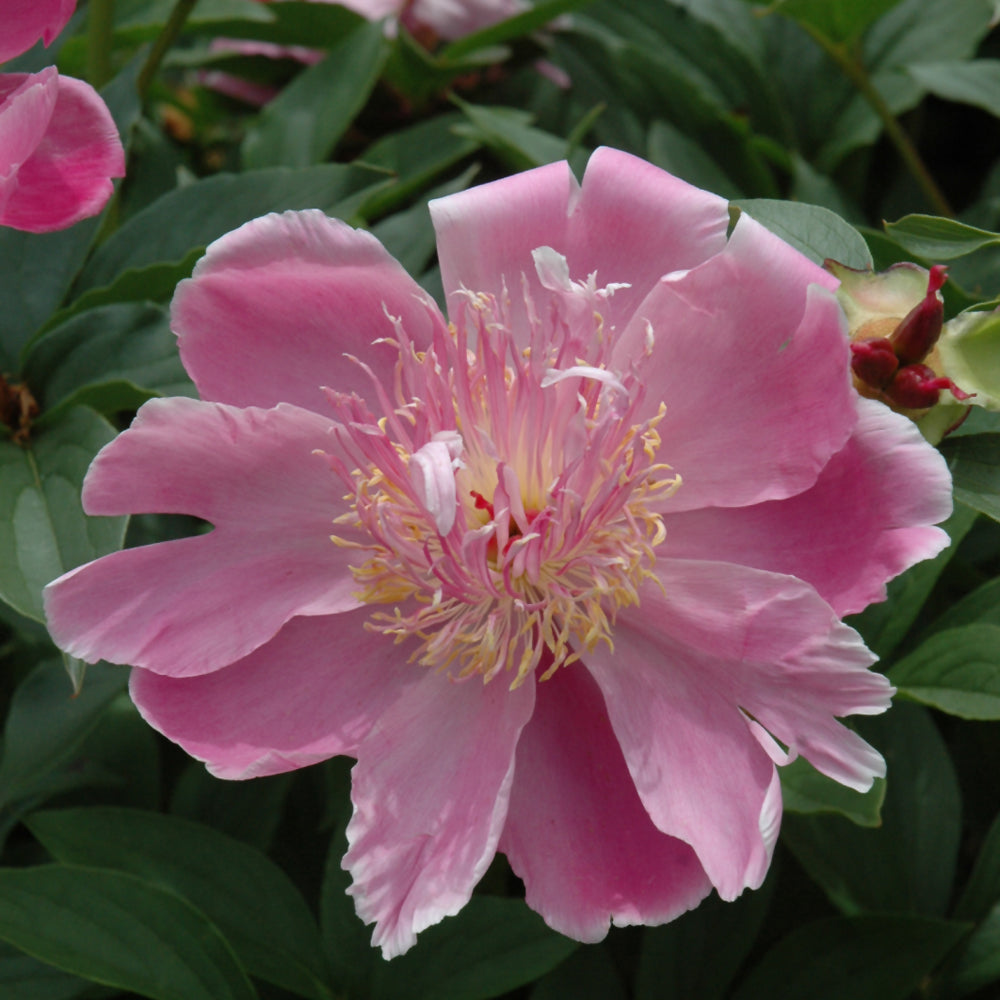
[585,562,889,897]
[0,71,123,233]
[44,398,364,677]
[173,210,449,412]
[431,148,730,343]
[0,0,76,63]
[499,665,711,941]
[664,397,953,616]
[616,216,853,512]
[129,611,412,778]
[584,614,777,900]
[344,671,535,958]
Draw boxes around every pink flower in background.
[0,1,124,233]
[0,0,76,64]
[45,148,952,956]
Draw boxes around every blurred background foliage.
[4,0,1000,997]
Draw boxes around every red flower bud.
[890,264,947,365]
[850,338,899,389]
[884,362,969,409]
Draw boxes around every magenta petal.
[344,672,535,958]
[0,71,123,233]
[45,398,363,676]
[129,611,411,778]
[664,397,953,616]
[173,210,449,411]
[500,666,711,941]
[0,0,76,63]
[618,216,854,511]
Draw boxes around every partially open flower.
[46,149,952,957]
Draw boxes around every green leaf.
[956,809,1000,922]
[356,113,480,220]
[732,915,969,1000]
[635,877,774,1000]
[782,704,961,917]
[0,939,92,1000]
[906,59,1000,117]
[779,756,886,827]
[452,99,569,172]
[941,434,1000,522]
[242,19,388,169]
[531,945,626,1000]
[112,0,271,41]
[889,625,1000,718]
[0,660,127,816]
[23,303,191,424]
[762,0,906,45]
[371,897,578,1000]
[0,408,125,623]
[733,198,873,268]
[29,248,203,347]
[441,0,596,60]
[27,807,333,1000]
[936,905,1000,998]
[884,214,1000,260]
[0,865,256,1000]
[74,164,387,292]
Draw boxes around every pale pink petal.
[0,71,123,233]
[585,562,888,897]
[344,671,535,958]
[664,397,953,616]
[44,398,364,676]
[0,0,76,63]
[129,611,412,778]
[584,625,776,900]
[634,560,891,789]
[500,665,711,941]
[616,218,854,512]
[405,0,525,39]
[173,210,449,412]
[431,147,730,341]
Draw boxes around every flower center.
[323,260,679,687]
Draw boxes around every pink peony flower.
[45,148,952,956]
[0,1,125,233]
[0,0,76,64]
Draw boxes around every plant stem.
[809,30,954,218]
[86,0,115,89]
[137,0,200,100]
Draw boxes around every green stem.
[86,0,115,89]
[808,30,954,218]
[137,0,200,101]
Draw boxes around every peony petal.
[344,671,535,958]
[584,609,777,901]
[664,397,953,616]
[500,665,711,941]
[586,561,889,896]
[173,210,448,412]
[405,0,525,40]
[0,71,57,204]
[431,148,730,343]
[616,215,854,511]
[0,0,76,63]
[0,71,123,233]
[129,611,412,778]
[45,398,365,677]
[636,560,891,789]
